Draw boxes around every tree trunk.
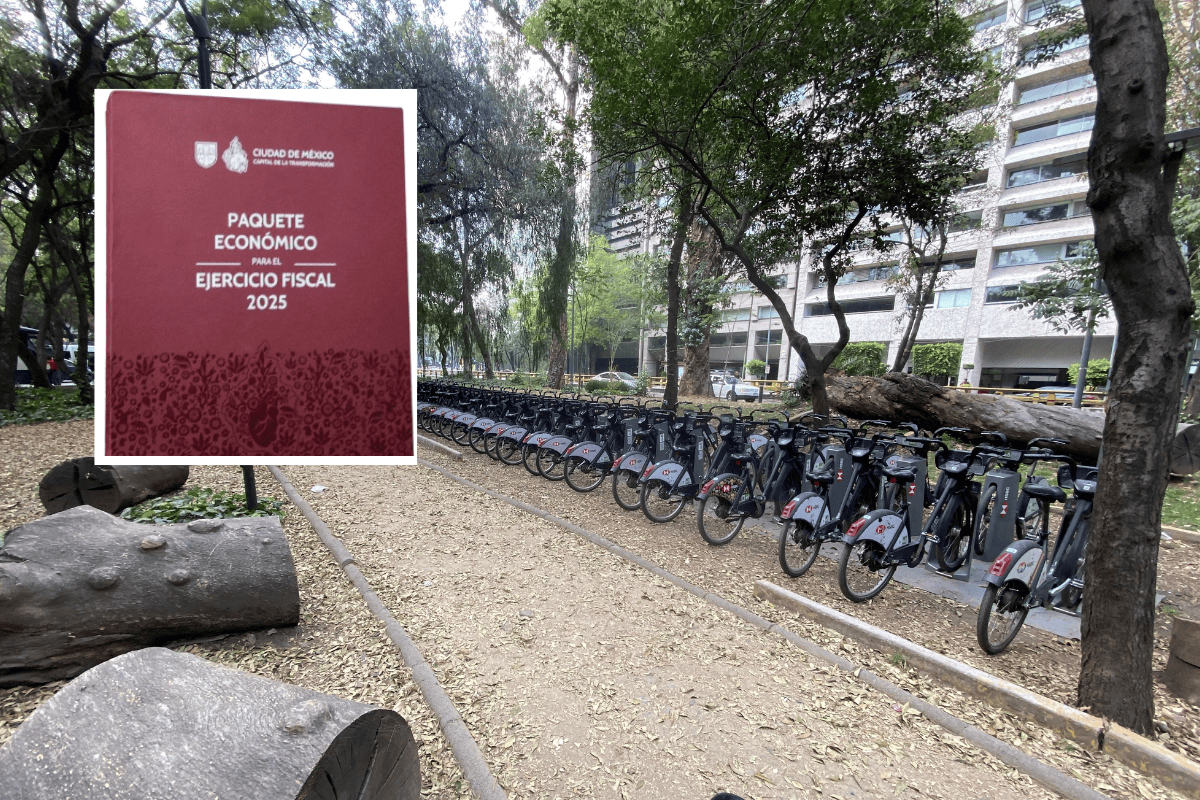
[0,505,300,686]
[680,341,714,397]
[0,647,420,800]
[546,314,569,389]
[38,458,190,515]
[1077,0,1196,733]
[663,192,696,409]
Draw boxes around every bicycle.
[976,458,1096,654]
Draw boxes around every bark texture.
[38,457,189,514]
[1077,0,1196,733]
[0,506,300,686]
[0,647,420,800]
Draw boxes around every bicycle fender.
[698,471,741,500]
[454,413,477,426]
[497,425,526,441]
[749,433,769,450]
[567,442,606,464]
[613,451,649,476]
[985,540,1043,588]
[782,492,827,526]
[523,431,553,446]
[471,417,495,430]
[542,436,574,455]
[644,460,691,485]
[845,510,906,549]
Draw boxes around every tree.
[485,0,583,390]
[1077,0,1195,732]
[548,0,989,415]
[0,0,334,410]
[1010,242,1111,333]
[678,219,731,397]
[331,1,554,380]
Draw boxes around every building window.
[936,288,972,308]
[934,256,978,272]
[805,296,896,316]
[1025,0,1082,24]
[1012,113,1094,147]
[950,210,984,231]
[973,3,1008,31]
[994,240,1089,269]
[815,263,900,288]
[1017,72,1094,105]
[1005,154,1087,187]
[962,169,989,189]
[757,305,779,319]
[1020,33,1089,64]
[719,308,750,322]
[728,273,785,293]
[755,329,784,345]
[985,285,1022,304]
[1000,199,1089,228]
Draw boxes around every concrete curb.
[754,580,1200,800]
[267,466,506,800]
[418,458,1114,800]
[417,434,463,460]
[1163,525,1200,545]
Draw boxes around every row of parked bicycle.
[416,380,1097,655]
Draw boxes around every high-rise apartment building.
[603,0,1112,389]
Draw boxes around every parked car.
[594,370,639,390]
[711,374,760,402]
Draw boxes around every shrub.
[912,342,963,380]
[1067,359,1111,388]
[779,374,812,408]
[635,370,650,397]
[745,359,767,378]
[830,342,887,377]
[120,487,285,525]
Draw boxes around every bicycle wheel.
[496,437,523,465]
[449,420,471,445]
[522,442,541,476]
[565,457,606,492]
[935,494,971,572]
[468,426,488,454]
[837,540,897,602]
[697,472,751,546]
[974,485,997,556]
[976,581,1029,654]
[779,519,821,578]
[841,484,878,533]
[484,432,501,460]
[640,478,686,523]
[537,447,567,481]
[612,466,643,511]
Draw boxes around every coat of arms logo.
[194,141,218,169]
[222,136,249,174]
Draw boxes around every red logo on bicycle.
[836,470,844,481]
[1001,502,1008,517]
[875,524,886,534]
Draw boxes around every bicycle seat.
[1024,483,1067,503]
[882,466,915,483]
[809,470,835,487]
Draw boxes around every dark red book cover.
[103,92,413,459]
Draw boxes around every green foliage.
[120,487,285,525]
[636,369,650,397]
[830,342,888,377]
[745,359,766,379]
[584,379,631,394]
[1010,242,1110,333]
[779,374,812,409]
[912,342,963,379]
[1067,359,1112,388]
[0,387,93,426]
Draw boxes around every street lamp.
[179,0,212,89]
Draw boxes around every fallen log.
[38,456,189,514]
[0,647,420,800]
[827,373,1200,474]
[0,505,299,686]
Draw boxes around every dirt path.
[283,462,1059,800]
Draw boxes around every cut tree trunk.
[0,505,299,686]
[38,457,189,514]
[0,647,420,800]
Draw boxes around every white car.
[593,371,639,390]
[711,374,760,402]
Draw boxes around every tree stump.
[0,647,420,799]
[1164,617,1200,705]
[0,505,299,686]
[38,457,190,514]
